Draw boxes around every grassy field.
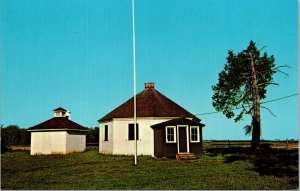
[1,147,298,190]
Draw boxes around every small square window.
[190,126,199,142]
[166,126,176,143]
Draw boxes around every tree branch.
[241,72,252,76]
[234,87,252,107]
[258,82,279,86]
[259,46,267,52]
[274,65,291,69]
[242,103,252,114]
[275,68,289,77]
[256,65,290,75]
[261,106,277,117]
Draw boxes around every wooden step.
[176,153,197,160]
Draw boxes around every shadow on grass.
[206,146,298,186]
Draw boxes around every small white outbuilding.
[28,107,88,155]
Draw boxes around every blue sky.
[1,0,298,140]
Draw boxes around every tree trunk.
[251,116,260,149]
[250,54,261,149]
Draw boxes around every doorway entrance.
[178,126,188,153]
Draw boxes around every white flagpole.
[131,0,137,165]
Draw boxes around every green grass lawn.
[1,149,298,190]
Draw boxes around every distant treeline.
[86,127,99,143]
[204,139,298,142]
[1,125,99,153]
[1,125,30,153]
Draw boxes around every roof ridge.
[53,107,67,111]
[153,89,198,119]
[98,91,144,122]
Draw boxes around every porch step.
[176,153,197,160]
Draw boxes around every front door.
[178,126,188,153]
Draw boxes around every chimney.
[145,82,155,89]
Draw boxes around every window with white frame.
[190,126,200,142]
[166,126,176,143]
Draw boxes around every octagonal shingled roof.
[28,117,88,131]
[98,83,200,123]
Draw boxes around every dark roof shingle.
[53,107,67,111]
[28,117,87,131]
[151,117,205,129]
[98,87,200,122]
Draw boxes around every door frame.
[176,125,189,153]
